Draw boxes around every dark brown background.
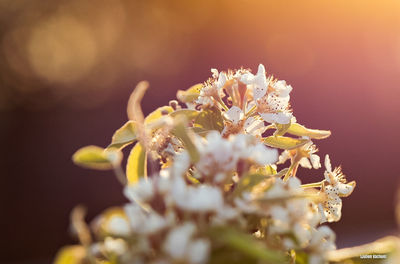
[1,0,399,263]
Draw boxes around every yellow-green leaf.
[286,123,331,139]
[144,106,173,125]
[54,245,87,264]
[256,165,277,176]
[194,107,224,132]
[172,117,200,163]
[177,83,202,103]
[209,227,286,263]
[274,122,291,136]
[126,142,147,184]
[72,146,122,170]
[169,109,200,121]
[107,121,136,150]
[264,136,309,150]
[233,173,272,197]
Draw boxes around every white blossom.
[172,176,224,212]
[240,64,269,100]
[224,106,244,124]
[104,237,128,255]
[163,222,210,264]
[318,155,355,223]
[124,179,154,204]
[187,239,211,264]
[108,216,131,236]
[195,131,238,176]
[124,203,167,234]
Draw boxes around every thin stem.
[301,181,324,189]
[283,162,295,182]
[113,165,127,185]
[216,97,229,111]
[283,159,300,182]
[245,104,257,118]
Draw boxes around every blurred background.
[1,0,400,262]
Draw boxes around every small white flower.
[278,141,321,170]
[240,64,269,100]
[318,155,355,223]
[224,106,244,124]
[216,72,227,90]
[213,205,239,224]
[173,182,224,213]
[124,203,167,234]
[243,143,278,165]
[260,111,292,125]
[108,216,131,236]
[256,81,293,124]
[244,116,267,136]
[104,237,128,255]
[271,80,293,98]
[234,195,259,213]
[309,225,336,252]
[195,131,238,176]
[187,239,211,264]
[171,151,191,177]
[124,179,154,204]
[264,177,302,199]
[163,222,196,260]
[323,155,355,197]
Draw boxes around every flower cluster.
[58,64,359,264]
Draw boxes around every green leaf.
[274,121,291,136]
[126,142,147,184]
[107,121,136,150]
[233,173,272,197]
[172,117,200,163]
[286,123,331,139]
[257,165,277,176]
[72,146,122,170]
[209,227,287,263]
[54,245,87,264]
[176,83,202,103]
[190,126,210,136]
[264,136,309,150]
[169,109,200,121]
[144,106,173,125]
[194,107,224,132]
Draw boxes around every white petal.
[273,80,293,97]
[210,68,218,78]
[240,72,255,84]
[337,182,355,197]
[324,154,332,173]
[163,223,196,259]
[108,216,131,236]
[188,239,210,264]
[257,64,266,76]
[244,117,266,136]
[288,176,301,190]
[216,72,227,89]
[299,157,312,169]
[310,154,321,169]
[124,179,154,203]
[104,237,127,255]
[277,150,290,165]
[270,205,288,222]
[224,106,243,123]
[260,112,292,124]
[247,144,278,165]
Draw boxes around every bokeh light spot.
[27,15,98,84]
